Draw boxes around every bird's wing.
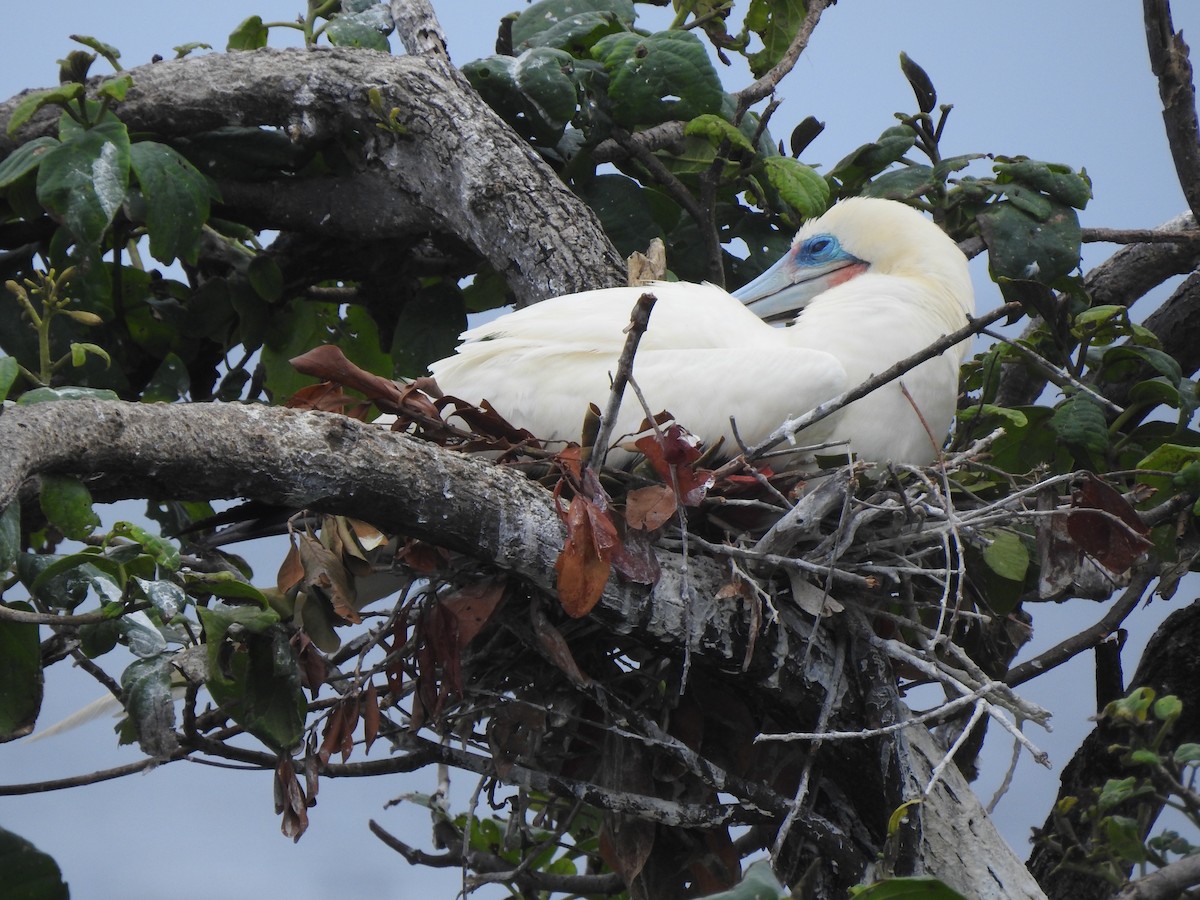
[433,341,848,463]
[451,282,778,355]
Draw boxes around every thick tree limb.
[1144,0,1200,221]
[0,398,1043,896]
[0,48,626,306]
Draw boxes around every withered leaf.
[555,494,617,618]
[1068,473,1152,573]
[274,757,310,843]
[531,601,594,687]
[295,532,361,624]
[362,680,380,754]
[625,484,678,531]
[440,576,507,648]
[634,424,715,507]
[276,539,305,594]
[488,703,547,779]
[610,525,661,586]
[290,344,402,406]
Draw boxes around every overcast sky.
[3,2,1200,898]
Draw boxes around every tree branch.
[0,49,626,306]
[1144,0,1200,221]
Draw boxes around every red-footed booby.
[430,198,974,467]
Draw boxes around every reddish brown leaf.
[362,681,380,754]
[290,345,403,406]
[610,525,661,586]
[625,484,678,531]
[487,703,547,779]
[531,601,594,687]
[290,630,328,699]
[555,494,615,618]
[599,816,656,889]
[634,425,715,507]
[286,381,360,413]
[274,757,310,843]
[440,576,507,648]
[1068,474,1152,573]
[396,538,450,574]
[276,539,304,594]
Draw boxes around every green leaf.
[863,165,936,201]
[1173,743,1200,765]
[199,604,305,752]
[121,654,180,758]
[39,476,100,541]
[994,158,1091,209]
[5,85,83,137]
[389,282,467,378]
[129,141,215,265]
[1102,815,1148,863]
[0,356,18,403]
[899,52,936,114]
[173,42,213,59]
[464,48,582,146]
[16,385,120,404]
[745,0,807,79]
[829,125,917,195]
[762,157,829,218]
[0,827,68,900]
[326,5,393,51]
[955,403,1029,428]
[592,31,724,128]
[227,16,269,50]
[511,0,635,51]
[36,115,131,246]
[142,352,191,402]
[132,577,188,621]
[977,199,1081,284]
[184,570,269,605]
[0,502,19,571]
[981,529,1029,582]
[98,74,134,102]
[0,601,42,741]
[576,174,678,258]
[1049,394,1109,457]
[71,33,123,68]
[1154,694,1183,722]
[684,113,755,154]
[247,254,283,302]
[0,137,59,190]
[69,341,111,369]
[850,876,967,899]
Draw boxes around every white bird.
[430,198,974,468]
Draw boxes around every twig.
[0,601,149,626]
[589,291,657,473]
[1005,571,1155,688]
[979,326,1124,415]
[747,303,1022,460]
[1084,226,1200,244]
[734,0,835,119]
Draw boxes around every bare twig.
[589,292,657,473]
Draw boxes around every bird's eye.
[800,235,839,261]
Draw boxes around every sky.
[3,2,1200,898]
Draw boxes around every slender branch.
[748,303,1022,459]
[590,292,657,472]
[1005,571,1155,688]
[1084,225,1200,244]
[1115,853,1200,899]
[734,0,834,118]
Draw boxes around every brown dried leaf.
[555,494,615,618]
[634,424,714,506]
[1068,473,1152,573]
[610,525,660,586]
[275,757,310,843]
[296,532,361,624]
[441,576,507,648]
[362,681,380,754]
[290,344,403,406]
[277,539,305,594]
[396,538,449,574]
[487,703,547,779]
[625,484,678,531]
[531,601,594,687]
[290,630,328,699]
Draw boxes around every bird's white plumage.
[430,198,974,468]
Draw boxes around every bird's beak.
[733,256,866,322]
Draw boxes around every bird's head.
[733,197,973,322]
